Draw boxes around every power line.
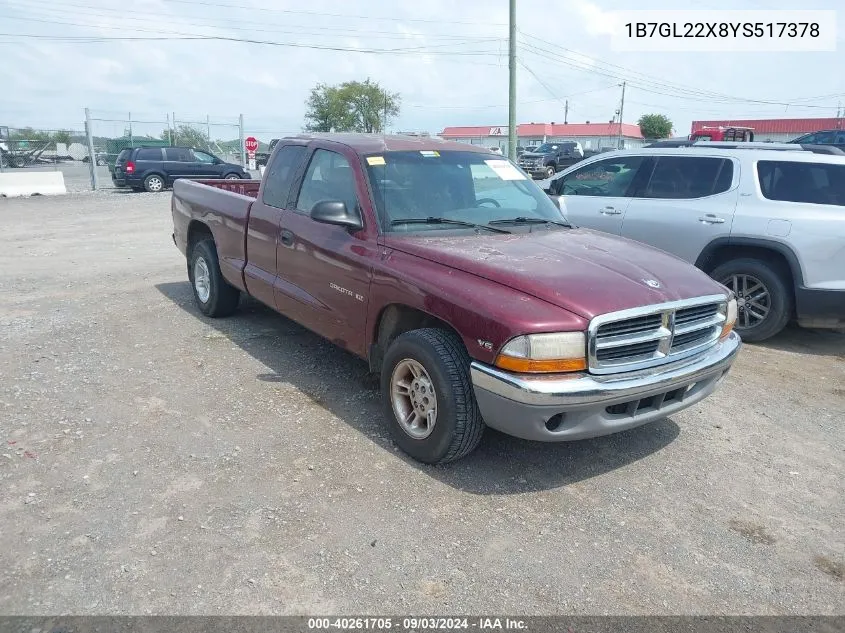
[160,0,506,26]
[519,35,843,109]
[3,0,501,41]
[0,17,504,56]
[517,58,569,111]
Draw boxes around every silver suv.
[542,144,845,341]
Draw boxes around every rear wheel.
[711,258,792,342]
[144,174,165,192]
[381,328,483,464]
[188,239,240,317]
[224,173,241,180]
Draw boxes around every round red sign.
[244,137,259,153]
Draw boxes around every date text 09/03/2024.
[307,618,528,630]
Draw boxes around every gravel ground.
[0,192,843,615]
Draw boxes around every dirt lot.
[0,191,843,615]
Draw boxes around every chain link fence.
[0,125,95,192]
[83,109,244,190]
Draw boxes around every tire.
[96,158,107,166]
[143,174,165,193]
[10,156,26,168]
[187,239,240,317]
[224,173,241,180]
[711,258,792,342]
[545,165,556,178]
[381,328,484,464]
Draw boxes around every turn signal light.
[720,297,738,339]
[494,332,587,374]
[495,356,587,373]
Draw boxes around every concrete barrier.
[0,171,67,197]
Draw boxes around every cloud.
[569,0,618,36]
[1,0,843,138]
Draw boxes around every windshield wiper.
[488,217,572,228]
[390,217,511,234]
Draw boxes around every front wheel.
[381,329,484,464]
[545,165,556,178]
[224,173,241,180]
[188,239,240,317]
[711,258,792,342]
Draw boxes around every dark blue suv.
[112,146,248,192]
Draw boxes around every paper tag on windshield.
[367,156,386,166]
[484,159,527,180]
[420,150,440,157]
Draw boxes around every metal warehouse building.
[440,122,645,153]
[690,117,844,143]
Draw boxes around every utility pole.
[564,100,569,124]
[507,0,517,161]
[616,81,626,149]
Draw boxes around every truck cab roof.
[280,133,493,155]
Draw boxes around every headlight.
[495,332,587,373]
[720,297,737,339]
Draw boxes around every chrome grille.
[588,296,727,375]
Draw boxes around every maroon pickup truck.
[171,133,741,464]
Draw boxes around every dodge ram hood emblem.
[642,279,661,289]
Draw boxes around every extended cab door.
[551,155,650,235]
[243,144,308,308]
[275,146,375,357]
[621,155,738,264]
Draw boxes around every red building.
[690,118,844,143]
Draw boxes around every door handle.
[280,229,295,247]
[600,207,622,215]
[699,214,726,224]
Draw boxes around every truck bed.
[194,178,261,198]
[172,178,258,291]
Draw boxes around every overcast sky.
[2,0,844,141]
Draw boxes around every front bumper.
[470,331,741,442]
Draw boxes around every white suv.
[542,144,845,341]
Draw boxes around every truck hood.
[521,152,552,158]
[383,229,727,320]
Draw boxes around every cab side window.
[296,149,359,214]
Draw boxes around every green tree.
[160,125,212,150]
[304,79,400,133]
[637,113,673,139]
[53,130,72,146]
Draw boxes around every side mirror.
[310,200,363,231]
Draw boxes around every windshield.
[533,142,576,153]
[364,150,563,233]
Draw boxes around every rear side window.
[757,160,845,206]
[116,149,131,162]
[165,147,192,161]
[639,156,733,199]
[135,148,162,160]
[262,145,307,209]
